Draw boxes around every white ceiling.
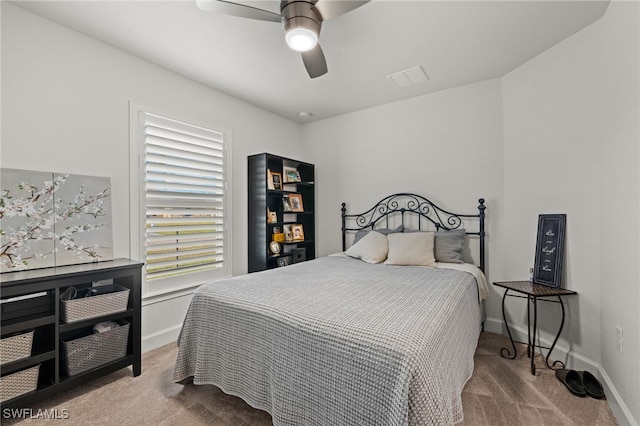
[12,0,610,123]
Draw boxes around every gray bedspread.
[173,256,483,425]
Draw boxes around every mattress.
[173,255,485,425]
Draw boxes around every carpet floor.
[3,332,618,425]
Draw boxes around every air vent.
[386,66,429,88]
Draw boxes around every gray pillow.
[353,224,403,245]
[434,229,466,263]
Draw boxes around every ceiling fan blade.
[301,44,328,78]
[313,0,370,20]
[196,0,282,22]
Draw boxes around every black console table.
[493,281,577,375]
[1,259,142,409]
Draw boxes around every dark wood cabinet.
[248,153,315,273]
[0,259,142,408]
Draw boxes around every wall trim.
[485,316,637,426]
[142,323,182,353]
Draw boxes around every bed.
[174,193,488,425]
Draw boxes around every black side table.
[493,281,577,375]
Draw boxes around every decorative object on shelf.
[291,224,304,241]
[269,241,281,255]
[276,257,290,267]
[267,169,275,190]
[273,233,285,242]
[288,194,304,212]
[272,172,282,190]
[283,224,293,242]
[282,197,293,212]
[283,166,301,183]
[267,208,277,223]
[292,247,307,263]
[533,214,566,288]
[0,168,113,272]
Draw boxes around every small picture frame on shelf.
[282,197,292,212]
[283,166,301,183]
[277,257,290,267]
[267,208,277,223]
[283,224,293,242]
[291,224,304,241]
[267,169,275,190]
[271,172,282,190]
[288,194,304,212]
[272,226,281,234]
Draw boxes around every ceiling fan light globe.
[285,27,318,52]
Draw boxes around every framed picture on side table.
[533,214,566,288]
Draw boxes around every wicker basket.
[0,330,34,366]
[0,364,40,403]
[61,284,130,323]
[62,321,130,376]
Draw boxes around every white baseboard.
[142,324,182,353]
[485,316,637,426]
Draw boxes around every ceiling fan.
[196,0,370,78]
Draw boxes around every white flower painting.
[0,168,113,272]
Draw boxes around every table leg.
[545,295,567,370]
[526,296,532,359]
[500,289,518,360]
[530,296,538,375]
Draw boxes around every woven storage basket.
[0,364,40,403]
[1,330,34,366]
[62,321,130,376]
[61,284,129,323]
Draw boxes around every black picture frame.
[533,214,566,288]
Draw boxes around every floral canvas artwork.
[0,168,113,272]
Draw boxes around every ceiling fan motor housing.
[281,1,323,38]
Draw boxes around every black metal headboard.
[341,193,486,271]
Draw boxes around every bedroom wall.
[301,78,505,324]
[1,3,302,351]
[501,0,639,422]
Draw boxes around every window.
[130,105,231,298]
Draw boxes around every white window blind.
[143,113,227,283]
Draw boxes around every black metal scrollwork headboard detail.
[341,193,486,271]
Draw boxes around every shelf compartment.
[1,330,34,366]
[61,284,130,324]
[1,314,56,335]
[59,309,134,334]
[61,320,130,377]
[0,364,40,403]
[1,350,56,376]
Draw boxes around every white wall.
[599,0,640,422]
[1,3,302,351]
[302,78,505,323]
[502,1,639,422]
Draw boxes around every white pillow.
[384,232,436,267]
[345,231,388,264]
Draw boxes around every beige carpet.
[4,332,617,425]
